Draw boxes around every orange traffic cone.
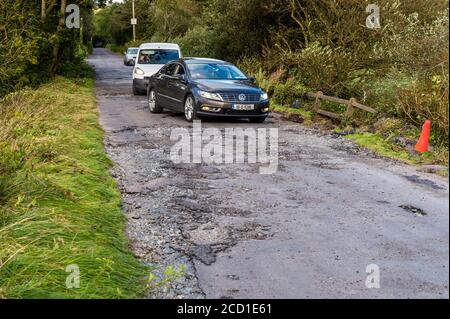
[415,120,431,153]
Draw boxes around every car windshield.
[137,49,180,65]
[187,63,247,80]
[127,48,138,54]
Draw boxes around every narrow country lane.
[88,48,449,299]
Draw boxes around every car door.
[150,65,166,95]
[157,63,177,109]
[166,63,188,111]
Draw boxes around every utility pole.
[80,17,83,43]
[132,0,136,42]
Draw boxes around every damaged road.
[88,48,449,299]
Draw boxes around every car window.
[159,65,167,75]
[187,63,247,80]
[137,49,180,65]
[127,48,138,54]
[164,63,177,76]
[173,64,185,76]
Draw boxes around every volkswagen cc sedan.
[146,58,270,122]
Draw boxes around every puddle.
[404,175,444,190]
[311,162,341,170]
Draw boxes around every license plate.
[233,104,254,111]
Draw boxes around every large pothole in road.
[399,204,428,216]
[186,222,230,246]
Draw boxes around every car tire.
[249,116,267,123]
[184,95,198,122]
[148,88,163,113]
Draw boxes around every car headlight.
[134,67,145,75]
[199,90,222,101]
[261,92,269,100]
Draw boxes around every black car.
[146,58,270,122]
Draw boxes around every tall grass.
[0,77,148,298]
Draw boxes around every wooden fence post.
[345,98,356,117]
[313,91,323,111]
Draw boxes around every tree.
[0,0,102,96]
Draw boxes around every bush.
[58,59,95,79]
[0,1,97,98]
[272,79,310,106]
[397,74,449,146]
[377,10,449,72]
[107,43,126,54]
[278,43,359,97]
[354,70,413,115]
[0,1,40,96]
[173,25,218,57]
[148,0,201,41]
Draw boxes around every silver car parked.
[123,47,139,66]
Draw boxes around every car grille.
[218,92,261,102]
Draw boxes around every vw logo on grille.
[238,94,246,101]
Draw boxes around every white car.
[132,43,182,95]
[123,47,139,66]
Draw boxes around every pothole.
[399,205,428,216]
[186,222,230,246]
[404,175,444,190]
[311,162,342,170]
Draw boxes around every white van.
[132,43,182,95]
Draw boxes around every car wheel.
[184,95,198,122]
[148,88,163,113]
[249,116,267,123]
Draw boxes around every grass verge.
[346,133,449,175]
[270,103,314,124]
[0,76,148,298]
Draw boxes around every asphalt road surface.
[88,48,449,299]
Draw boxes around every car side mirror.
[248,76,256,83]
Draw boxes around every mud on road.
[88,49,449,299]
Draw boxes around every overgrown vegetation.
[0,0,106,97]
[96,0,449,163]
[0,76,148,298]
[346,133,448,167]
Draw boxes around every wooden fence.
[305,91,377,120]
